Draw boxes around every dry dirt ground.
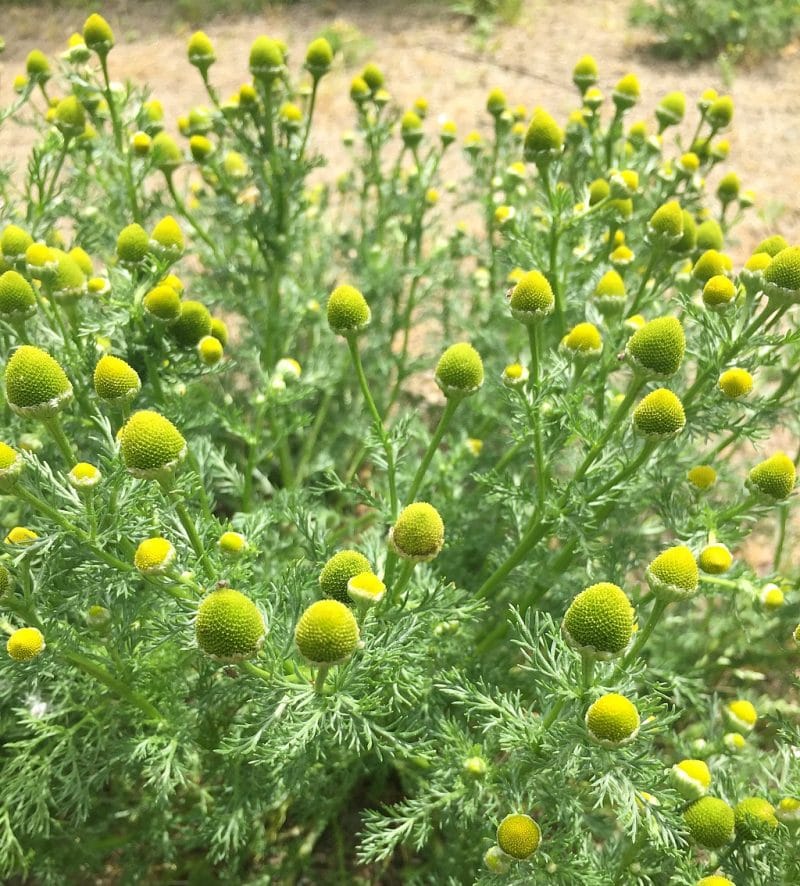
[0,0,799,255]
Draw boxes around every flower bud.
[319,550,372,603]
[687,464,716,490]
[196,588,265,662]
[347,571,386,607]
[1,224,33,263]
[585,693,640,747]
[151,133,182,175]
[593,270,625,314]
[612,73,640,111]
[707,95,734,130]
[693,249,733,284]
[723,732,746,753]
[249,36,284,80]
[646,544,699,601]
[134,537,176,575]
[698,543,733,575]
[561,322,603,360]
[718,367,752,399]
[327,284,371,337]
[671,759,711,800]
[116,223,150,266]
[484,846,510,874]
[702,274,736,311]
[759,582,784,610]
[305,37,333,79]
[54,96,86,138]
[400,111,423,149]
[210,317,229,346]
[5,345,73,418]
[717,171,740,205]
[0,441,23,489]
[724,699,757,734]
[647,200,684,246]
[172,300,212,347]
[625,316,685,378]
[734,797,778,841]
[7,626,45,661]
[501,362,529,387]
[83,14,114,56]
[746,451,796,501]
[118,410,187,479]
[143,285,182,322]
[523,108,564,165]
[632,388,685,440]
[389,502,445,563]
[572,55,598,93]
[0,270,36,319]
[295,599,360,665]
[94,355,141,404]
[562,582,634,659]
[188,30,215,71]
[486,87,507,117]
[26,50,51,83]
[68,462,101,490]
[198,336,223,366]
[150,216,184,261]
[496,813,541,859]
[776,797,800,827]
[684,797,735,849]
[763,246,800,303]
[361,62,384,92]
[655,91,685,129]
[508,270,554,324]
[435,343,484,398]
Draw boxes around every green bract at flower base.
[434,343,484,398]
[327,284,371,338]
[508,270,554,324]
[389,502,445,563]
[646,545,699,601]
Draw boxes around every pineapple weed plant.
[0,14,799,885]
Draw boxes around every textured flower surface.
[496,813,540,859]
[295,599,359,665]
[195,589,265,662]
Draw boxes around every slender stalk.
[298,79,319,156]
[580,653,596,695]
[527,324,547,507]
[240,660,273,683]
[166,177,225,263]
[43,415,76,466]
[618,597,669,671]
[389,560,415,607]
[157,476,214,580]
[60,650,161,720]
[99,56,141,223]
[314,664,330,694]
[405,399,459,505]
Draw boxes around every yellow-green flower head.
[26,50,51,81]
[435,343,484,398]
[593,269,626,313]
[189,134,214,163]
[763,246,800,301]
[647,200,684,246]
[361,62,384,92]
[150,216,184,260]
[0,564,11,598]
[118,410,187,479]
[656,91,686,129]
[143,285,182,322]
[171,300,212,347]
[754,235,788,257]
[151,133,182,175]
[562,582,634,659]
[612,73,641,111]
[678,152,700,174]
[696,219,724,252]
[693,249,733,284]
[1,224,33,262]
[68,246,92,276]
[305,36,333,79]
[625,316,686,379]
[327,284,371,337]
[350,76,370,103]
[131,131,152,156]
[116,223,150,266]
[400,111,424,148]
[13,75,29,94]
[572,54,599,93]
[5,526,39,546]
[561,322,603,360]
[708,95,734,130]
[671,759,711,801]
[646,544,699,601]
[133,537,176,574]
[687,464,717,490]
[673,210,698,253]
[717,172,740,204]
[484,846,511,874]
[523,108,564,165]
[7,626,45,661]
[585,693,640,748]
[725,699,757,733]
[609,169,639,198]
[67,461,101,490]
[702,275,736,312]
[295,599,359,665]
[25,242,57,279]
[0,270,36,319]
[735,797,778,841]
[188,30,215,70]
[198,335,223,367]
[684,797,735,849]
[50,251,87,300]
[509,270,554,324]
[747,451,796,501]
[496,813,541,860]
[439,118,457,146]
[5,345,73,418]
[347,571,386,607]
[216,531,246,557]
[759,582,784,610]
[93,355,141,404]
[776,797,800,827]
[633,389,686,440]
[625,313,646,331]
[319,550,371,603]
[502,362,529,388]
[627,119,648,145]
[249,36,284,80]
[611,244,635,266]
[723,731,747,753]
[83,14,114,56]
[54,95,86,138]
[210,317,229,346]
[486,87,507,117]
[699,543,733,575]
[718,367,753,400]
[0,441,23,488]
[279,102,303,132]
[696,878,734,886]
[196,588,265,662]
[389,502,445,563]
[589,178,610,205]
[583,87,604,112]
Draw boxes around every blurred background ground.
[1,0,799,261]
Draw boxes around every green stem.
[240,659,273,682]
[580,653,596,695]
[166,177,225,263]
[157,475,214,580]
[43,415,76,466]
[100,56,141,223]
[299,78,319,156]
[405,399,459,505]
[314,664,330,694]
[390,560,415,607]
[527,324,547,508]
[618,597,669,671]
[60,650,161,720]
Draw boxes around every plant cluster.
[0,14,799,884]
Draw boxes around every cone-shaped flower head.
[593,269,626,313]
[0,270,36,319]
[572,55,598,93]
[319,550,372,603]
[688,465,717,490]
[150,216,184,260]
[684,797,735,849]
[760,582,784,610]
[389,502,445,562]
[197,336,222,366]
[585,693,640,747]
[54,96,86,138]
[151,133,182,174]
[94,355,141,404]
[562,582,634,659]
[218,531,247,557]
[746,452,796,501]
[5,345,73,418]
[703,275,736,311]
[171,300,212,347]
[763,246,800,302]
[693,249,733,284]
[486,87,507,117]
[350,76,370,103]
[118,410,187,479]
[196,588,265,662]
[295,599,359,665]
[632,388,686,440]
[735,798,778,841]
[50,251,87,300]
[717,172,740,204]
[26,50,51,82]
[347,572,386,607]
[7,626,45,661]
[647,200,684,246]
[718,367,752,399]
[210,317,229,346]
[400,111,423,148]
[625,316,685,378]
[698,543,732,574]
[724,699,757,734]
[361,62,384,92]
[671,759,711,801]
[523,108,564,165]
[561,322,603,360]
[68,461,101,490]
[83,14,114,56]
[646,544,699,601]
[187,30,215,70]
[655,91,685,129]
[754,235,789,257]
[0,441,23,488]
[249,36,284,80]
[327,284,371,337]
[589,178,610,205]
[496,814,541,859]
[776,797,800,827]
[116,223,150,266]
[143,285,182,322]
[435,343,484,398]
[305,37,333,78]
[509,270,554,324]
[1,224,34,262]
[696,219,724,252]
[612,73,641,111]
[708,95,734,129]
[134,537,176,575]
